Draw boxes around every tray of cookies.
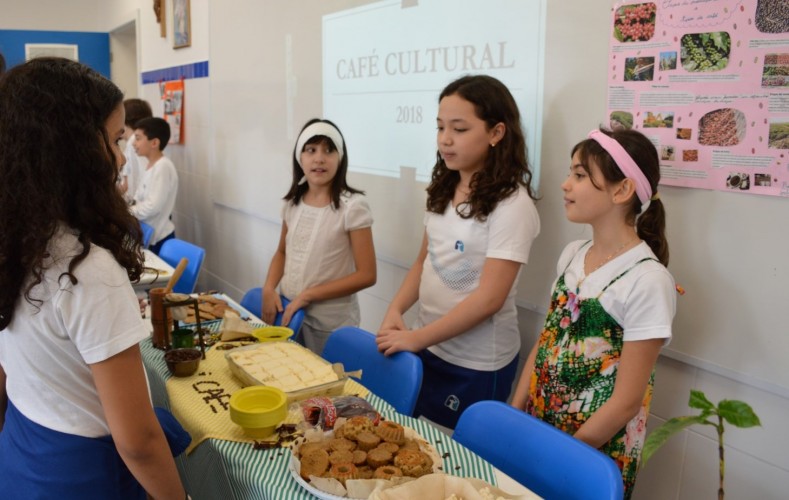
[289,416,441,499]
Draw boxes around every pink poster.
[606,0,789,197]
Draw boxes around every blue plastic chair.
[453,401,624,500]
[158,238,205,294]
[322,326,423,416]
[240,287,305,344]
[139,221,154,248]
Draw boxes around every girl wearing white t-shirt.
[0,58,185,499]
[262,119,377,355]
[511,128,677,498]
[377,75,540,428]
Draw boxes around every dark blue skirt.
[0,400,146,500]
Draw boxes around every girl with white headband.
[261,118,376,354]
[512,127,676,498]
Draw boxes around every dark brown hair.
[572,128,669,265]
[135,117,171,151]
[0,57,144,330]
[123,98,153,128]
[427,75,537,221]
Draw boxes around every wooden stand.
[157,295,207,359]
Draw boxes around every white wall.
[6,1,789,499]
[109,21,138,98]
[0,0,104,31]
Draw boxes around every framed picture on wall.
[173,0,191,49]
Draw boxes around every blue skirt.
[0,400,146,500]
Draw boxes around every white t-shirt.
[280,193,373,332]
[131,155,178,245]
[121,135,148,203]
[417,186,540,371]
[0,227,150,437]
[556,239,675,343]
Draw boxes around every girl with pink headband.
[512,127,676,498]
[261,118,377,354]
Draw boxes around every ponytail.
[637,197,669,266]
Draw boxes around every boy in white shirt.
[131,117,178,254]
[117,99,152,203]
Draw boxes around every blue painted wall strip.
[141,61,209,84]
[0,29,110,77]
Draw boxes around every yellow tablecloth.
[140,337,505,500]
[165,341,369,453]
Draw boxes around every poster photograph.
[161,79,185,144]
[606,0,789,197]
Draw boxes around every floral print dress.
[525,253,656,499]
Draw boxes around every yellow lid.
[251,326,294,343]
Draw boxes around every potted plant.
[641,389,761,499]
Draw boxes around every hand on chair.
[261,288,282,325]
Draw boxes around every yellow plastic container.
[251,326,294,343]
[229,386,287,438]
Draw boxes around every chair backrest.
[322,326,422,416]
[452,401,624,500]
[239,287,305,343]
[158,238,205,294]
[139,221,154,248]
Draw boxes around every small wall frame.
[173,0,191,49]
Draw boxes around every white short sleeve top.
[0,227,150,437]
[556,240,675,343]
[417,186,540,371]
[279,193,373,331]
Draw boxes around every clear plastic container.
[225,342,348,403]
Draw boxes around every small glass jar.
[171,328,195,349]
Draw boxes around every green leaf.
[614,26,624,43]
[712,32,730,51]
[718,400,762,428]
[642,415,710,465]
[688,389,715,411]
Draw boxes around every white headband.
[294,122,344,166]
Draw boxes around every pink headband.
[588,129,652,205]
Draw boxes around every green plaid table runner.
[141,337,496,500]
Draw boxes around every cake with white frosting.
[227,342,339,393]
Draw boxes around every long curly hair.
[284,118,363,209]
[0,57,144,331]
[572,128,669,266]
[427,75,537,221]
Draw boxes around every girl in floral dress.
[511,128,676,498]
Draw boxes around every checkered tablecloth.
[141,338,497,500]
